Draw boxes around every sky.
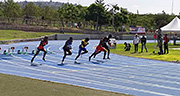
[15,0,180,15]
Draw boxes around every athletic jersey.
[80,39,88,48]
[96,39,104,49]
[95,39,105,53]
[163,36,169,43]
[64,40,72,49]
[38,41,47,49]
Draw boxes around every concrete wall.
[55,34,110,40]
[120,35,154,40]
[54,34,155,40]
[0,34,155,44]
[55,34,90,40]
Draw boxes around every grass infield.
[0,30,83,41]
[111,43,180,62]
[0,73,131,96]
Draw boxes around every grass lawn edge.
[111,43,180,64]
[0,73,132,96]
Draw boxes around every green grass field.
[111,43,180,62]
[0,30,58,40]
[0,30,83,41]
[0,73,131,96]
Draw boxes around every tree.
[133,15,154,31]
[0,2,4,17]
[86,3,108,30]
[154,11,174,29]
[23,2,39,17]
[3,0,22,23]
[58,3,81,28]
[40,6,58,26]
[95,0,105,5]
[57,6,65,27]
[129,13,138,26]
[57,4,79,27]
[41,6,58,20]
[76,5,88,28]
[107,4,120,31]
[112,8,130,31]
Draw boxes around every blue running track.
[0,40,180,96]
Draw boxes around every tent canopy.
[161,17,180,32]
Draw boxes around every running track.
[0,40,180,96]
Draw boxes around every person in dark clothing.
[173,34,177,45]
[62,37,73,64]
[158,37,163,55]
[163,34,169,54]
[140,35,148,52]
[157,28,162,46]
[124,42,131,51]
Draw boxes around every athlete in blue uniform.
[61,37,73,64]
[74,38,89,63]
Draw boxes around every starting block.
[10,47,15,52]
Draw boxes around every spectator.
[173,34,177,45]
[124,42,131,51]
[163,34,169,54]
[133,34,140,53]
[158,37,163,55]
[157,28,162,47]
[140,35,148,52]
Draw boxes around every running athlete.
[89,38,106,61]
[94,34,112,59]
[31,36,48,63]
[74,38,89,63]
[61,37,73,64]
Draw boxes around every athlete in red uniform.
[31,36,48,63]
[89,38,106,61]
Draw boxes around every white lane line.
[3,55,180,93]
[0,65,174,96]
[49,51,180,76]
[11,54,80,72]
[1,55,176,96]
[14,53,180,89]
[0,42,177,96]
[47,54,180,81]
[32,53,180,87]
[45,55,180,89]
[8,52,180,95]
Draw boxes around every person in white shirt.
[133,34,140,53]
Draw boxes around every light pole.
[171,0,174,14]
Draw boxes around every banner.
[129,26,145,34]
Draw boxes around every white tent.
[161,17,180,32]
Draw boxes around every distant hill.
[17,1,69,9]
